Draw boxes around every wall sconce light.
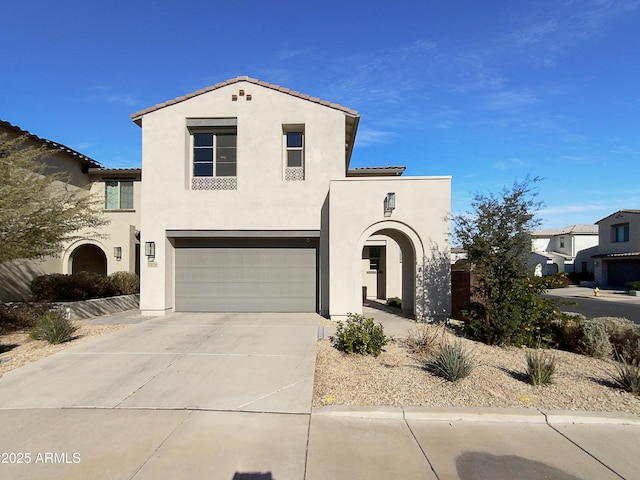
[384,192,396,217]
[114,246,122,261]
[145,241,155,259]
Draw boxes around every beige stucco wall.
[0,177,141,301]
[329,176,451,321]
[137,81,349,314]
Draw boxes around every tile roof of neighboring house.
[130,76,360,121]
[0,119,102,169]
[347,166,406,176]
[596,210,640,224]
[592,251,640,259]
[87,167,142,179]
[532,224,599,236]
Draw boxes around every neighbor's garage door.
[174,239,317,312]
[607,260,640,287]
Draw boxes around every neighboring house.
[530,225,599,276]
[593,210,640,287]
[130,76,451,320]
[0,120,141,301]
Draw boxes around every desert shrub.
[386,297,402,309]
[596,316,640,364]
[431,341,473,382]
[0,302,49,334]
[529,273,568,290]
[31,272,116,302]
[332,313,393,357]
[463,280,557,347]
[405,323,446,357]
[107,271,140,295]
[611,358,640,395]
[555,316,612,358]
[551,312,586,348]
[625,281,640,291]
[526,350,556,386]
[29,310,78,344]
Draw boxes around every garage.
[606,259,640,287]
[174,237,318,312]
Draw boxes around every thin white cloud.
[354,128,396,148]
[492,158,530,170]
[482,90,539,111]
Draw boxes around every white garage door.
[175,243,317,312]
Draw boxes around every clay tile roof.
[130,76,360,122]
[0,119,102,168]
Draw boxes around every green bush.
[529,273,568,289]
[526,350,556,386]
[30,271,139,302]
[29,310,78,344]
[463,279,557,347]
[332,313,393,357]
[31,272,110,302]
[386,297,402,309]
[0,302,48,334]
[431,341,473,382]
[596,316,640,364]
[611,358,640,395]
[625,281,640,291]
[108,271,140,295]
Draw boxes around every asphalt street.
[543,288,640,324]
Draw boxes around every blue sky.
[2,0,639,228]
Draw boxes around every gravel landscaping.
[0,323,127,377]
[313,323,640,415]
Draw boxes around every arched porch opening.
[70,244,107,275]
[357,222,423,317]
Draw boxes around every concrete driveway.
[0,312,320,413]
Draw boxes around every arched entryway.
[70,244,107,275]
[357,222,423,317]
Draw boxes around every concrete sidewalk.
[0,406,638,479]
[1,309,639,479]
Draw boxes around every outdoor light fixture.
[384,192,396,217]
[113,246,122,261]
[145,241,155,259]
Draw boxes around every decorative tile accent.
[285,167,304,181]
[191,177,237,190]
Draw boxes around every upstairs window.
[283,126,305,181]
[193,132,237,178]
[188,118,237,190]
[613,223,629,243]
[105,180,134,210]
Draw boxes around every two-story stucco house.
[0,120,141,301]
[593,210,640,287]
[130,76,451,320]
[530,225,599,276]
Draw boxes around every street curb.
[312,406,640,425]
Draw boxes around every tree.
[453,177,555,346]
[0,134,108,264]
